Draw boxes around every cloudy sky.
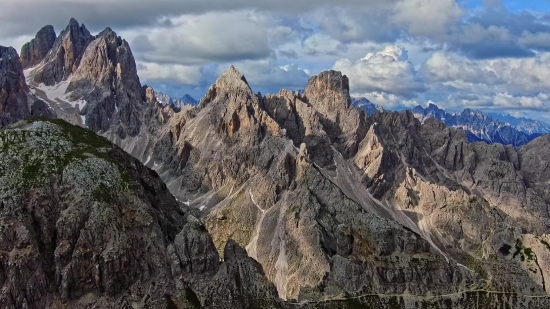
[2,0,550,121]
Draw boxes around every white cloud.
[392,0,462,37]
[421,52,550,94]
[333,45,426,97]
[518,31,550,48]
[137,62,204,85]
[124,11,273,66]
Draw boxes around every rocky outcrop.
[0,118,283,309]
[0,46,30,126]
[32,18,94,86]
[0,46,54,127]
[66,27,144,136]
[20,25,56,69]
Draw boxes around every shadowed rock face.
[20,25,56,69]
[0,46,29,126]
[0,119,282,309]
[0,46,55,127]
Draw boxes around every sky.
[2,0,550,121]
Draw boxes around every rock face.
[66,27,144,136]
[0,46,55,127]
[20,25,56,69]
[32,18,94,86]
[0,118,283,309]
[129,67,550,307]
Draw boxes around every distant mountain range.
[410,103,547,147]
[155,92,198,109]
[352,98,549,147]
[351,97,384,115]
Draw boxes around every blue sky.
[2,0,550,121]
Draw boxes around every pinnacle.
[214,65,251,90]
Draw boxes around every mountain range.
[156,92,198,110]
[1,18,550,309]
[411,103,546,147]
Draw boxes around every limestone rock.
[33,18,94,86]
[20,25,56,69]
[67,27,143,136]
[0,118,283,309]
[0,46,55,127]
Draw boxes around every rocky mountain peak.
[216,65,250,91]
[66,27,143,135]
[32,18,94,86]
[20,25,56,69]
[307,70,350,93]
[0,46,25,81]
[0,46,29,126]
[303,70,351,119]
[200,65,253,107]
[0,46,54,127]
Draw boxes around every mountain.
[352,97,384,115]
[20,25,56,69]
[412,103,542,147]
[2,18,550,308]
[156,92,198,109]
[0,45,55,127]
[488,112,550,135]
[0,118,282,309]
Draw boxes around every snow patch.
[199,205,206,211]
[34,76,88,112]
[144,155,152,166]
[36,79,71,102]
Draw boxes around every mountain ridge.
[1,18,550,308]
[410,103,545,147]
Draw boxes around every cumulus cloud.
[2,0,550,121]
[392,0,462,37]
[334,46,426,97]
[421,52,550,94]
[125,11,273,66]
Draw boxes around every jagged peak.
[68,17,79,26]
[303,70,351,113]
[62,18,91,38]
[306,70,349,93]
[214,65,251,92]
[98,27,116,37]
[199,66,254,108]
[36,25,55,36]
[217,65,249,87]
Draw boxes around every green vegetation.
[287,204,300,213]
[513,240,534,262]
[540,239,550,252]
[406,188,420,206]
[0,118,133,205]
